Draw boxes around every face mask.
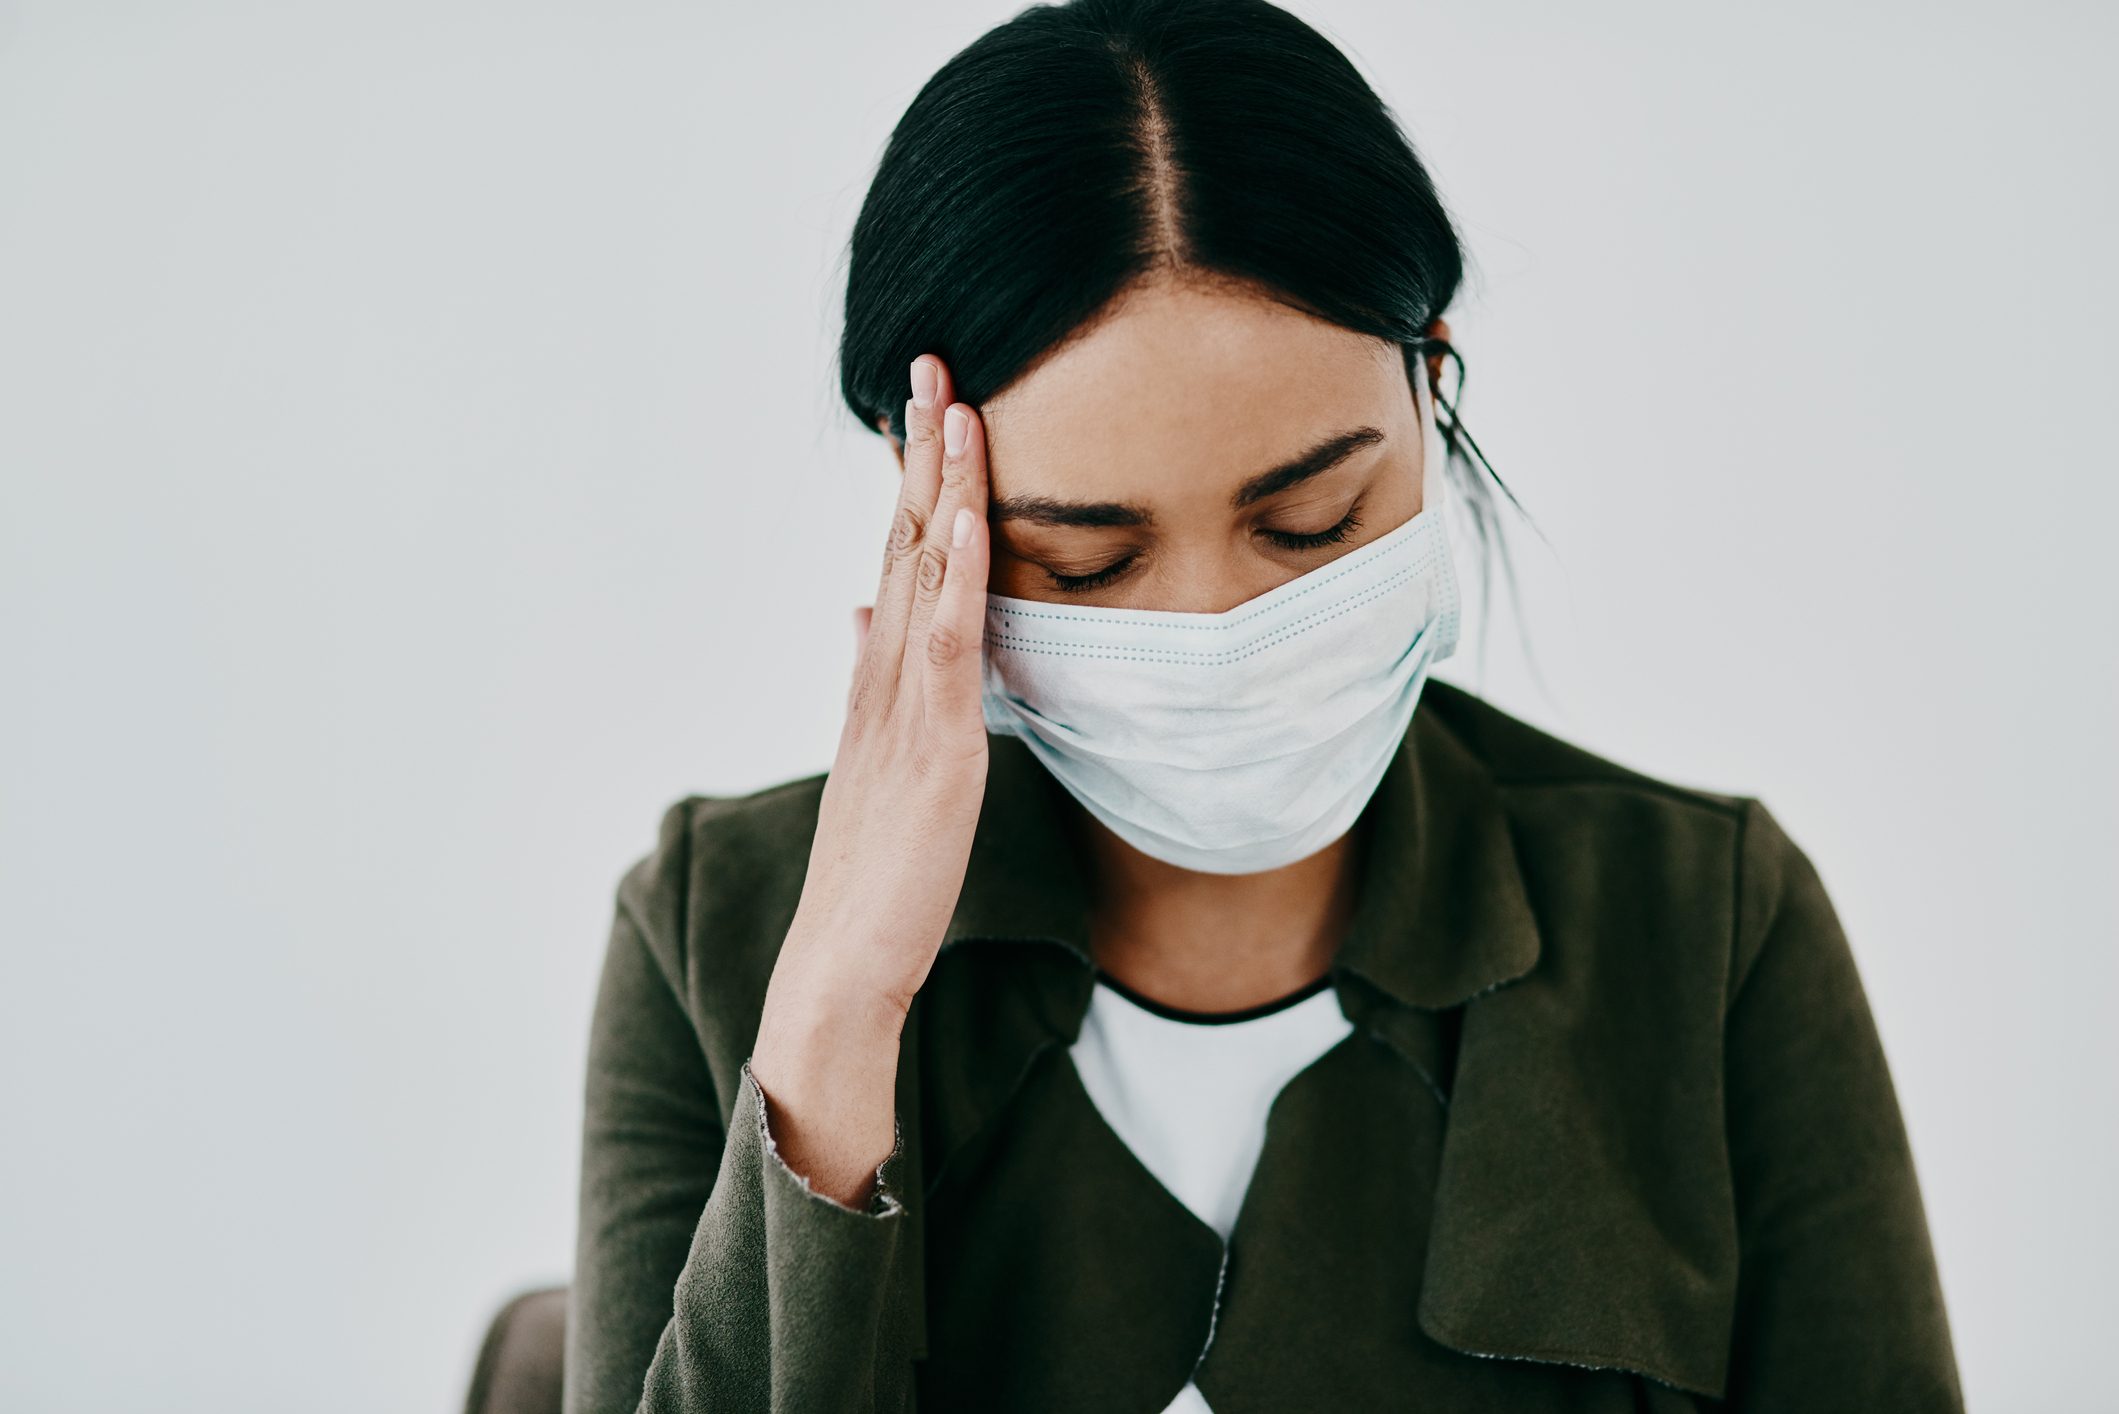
[978,352,1462,875]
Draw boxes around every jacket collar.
[938,677,1544,1021]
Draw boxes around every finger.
[921,487,992,737]
[906,400,987,655]
[865,355,955,684]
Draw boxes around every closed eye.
[1260,505,1363,552]
[1047,558,1134,593]
[1044,504,1368,594]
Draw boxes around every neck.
[1061,798,1365,1013]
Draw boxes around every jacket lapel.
[1374,685,1740,1399]
[913,680,1739,1399]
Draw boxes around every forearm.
[749,925,912,1210]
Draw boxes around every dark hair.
[835,0,1531,649]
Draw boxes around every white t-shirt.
[1068,966,1356,1414]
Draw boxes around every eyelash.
[1047,507,1366,594]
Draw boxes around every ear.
[1422,317,1452,402]
[875,414,907,471]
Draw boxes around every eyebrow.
[988,425,1388,527]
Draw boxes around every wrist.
[759,934,910,1063]
[776,913,923,1028]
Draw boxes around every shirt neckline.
[1089,966,1335,1026]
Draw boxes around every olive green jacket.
[561,679,1963,1414]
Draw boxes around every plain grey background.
[2,1,2113,1410]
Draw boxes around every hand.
[749,354,991,1204]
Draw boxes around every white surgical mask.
[979,352,1462,875]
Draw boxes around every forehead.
[981,280,1404,503]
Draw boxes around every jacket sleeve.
[561,800,921,1414]
[1719,799,1964,1412]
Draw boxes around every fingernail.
[952,507,974,547]
[944,405,967,455]
[911,358,937,409]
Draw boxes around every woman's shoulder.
[605,768,831,1057]
[1422,675,1750,816]
[1419,676,1824,1003]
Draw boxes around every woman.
[561,2,1963,1411]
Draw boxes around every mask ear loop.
[1403,332,1556,700]
[1406,332,1466,666]
[1410,344,1448,520]
[1407,334,1531,522]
